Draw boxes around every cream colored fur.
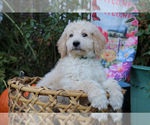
[36,20,123,111]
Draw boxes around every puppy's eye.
[82,33,88,37]
[70,34,73,38]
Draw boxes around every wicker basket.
[9,113,122,125]
[8,77,125,113]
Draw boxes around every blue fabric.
[119,81,130,88]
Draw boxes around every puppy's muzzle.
[73,41,80,47]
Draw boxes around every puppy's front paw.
[109,91,123,111]
[110,113,122,122]
[91,113,108,122]
[104,79,123,111]
[89,93,109,111]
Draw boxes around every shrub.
[133,13,150,66]
[0,13,90,94]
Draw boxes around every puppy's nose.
[73,41,80,47]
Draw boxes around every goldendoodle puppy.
[36,20,123,111]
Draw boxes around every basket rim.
[8,77,88,97]
[8,76,125,98]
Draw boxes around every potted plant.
[128,11,150,112]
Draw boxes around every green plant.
[134,13,150,66]
[126,0,150,66]
[126,12,150,66]
[135,0,150,12]
[0,13,90,94]
[0,52,17,94]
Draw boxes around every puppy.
[36,20,123,111]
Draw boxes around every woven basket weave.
[8,77,125,113]
[9,113,122,125]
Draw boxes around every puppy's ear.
[57,31,67,58]
[92,29,106,58]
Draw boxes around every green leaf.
[26,33,31,38]
[31,19,36,22]
[126,7,135,12]
[145,31,150,35]
[126,18,135,23]
[29,40,33,43]
[25,43,29,49]
[147,24,150,29]
[143,51,150,56]
[135,16,143,21]
[26,26,32,29]
[0,75,5,81]
[0,55,3,60]
[135,31,144,36]
[40,24,45,28]
[10,56,17,62]
[44,32,50,41]
[30,21,34,27]
[23,22,26,25]
[0,69,5,74]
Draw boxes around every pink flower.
[126,73,130,83]
[109,62,132,81]
[126,36,138,46]
[131,19,138,26]
[98,27,109,43]
[131,9,138,13]
[110,63,127,72]
[106,44,111,49]
[110,40,114,43]
[103,32,109,43]
[98,27,102,32]
[104,68,115,79]
[126,30,137,38]
[131,6,138,13]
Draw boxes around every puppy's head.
[57,20,106,58]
